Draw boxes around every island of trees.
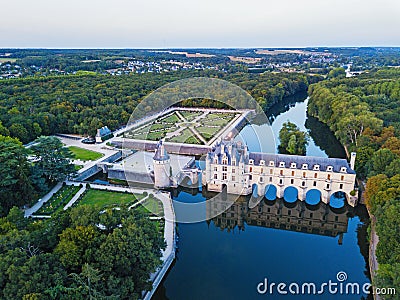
[278,121,309,155]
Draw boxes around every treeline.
[308,68,400,295]
[0,71,320,143]
[0,205,165,299]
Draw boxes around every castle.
[201,140,357,206]
[152,140,358,206]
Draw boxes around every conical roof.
[153,141,170,161]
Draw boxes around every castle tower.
[153,141,171,189]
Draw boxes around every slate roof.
[208,141,355,174]
[153,141,170,161]
[249,152,355,174]
[96,126,111,137]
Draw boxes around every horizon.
[1,0,399,48]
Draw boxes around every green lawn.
[168,128,202,144]
[36,185,81,215]
[68,146,104,161]
[135,195,164,217]
[180,111,203,121]
[77,189,144,208]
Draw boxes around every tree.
[0,135,33,216]
[367,148,397,177]
[31,136,75,184]
[278,121,309,155]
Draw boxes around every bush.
[350,190,356,196]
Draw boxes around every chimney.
[350,152,356,170]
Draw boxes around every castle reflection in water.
[173,187,351,244]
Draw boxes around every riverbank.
[368,212,381,300]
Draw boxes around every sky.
[1,0,400,48]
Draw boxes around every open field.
[0,58,17,63]
[68,146,104,161]
[76,189,144,208]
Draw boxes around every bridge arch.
[265,184,277,201]
[305,189,321,206]
[283,186,299,203]
[330,191,348,209]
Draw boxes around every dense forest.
[0,205,165,299]
[0,71,320,143]
[308,68,400,296]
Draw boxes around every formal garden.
[36,184,81,215]
[123,109,239,145]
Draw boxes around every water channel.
[154,93,371,300]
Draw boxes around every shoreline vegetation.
[308,68,400,296]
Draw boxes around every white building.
[202,140,357,206]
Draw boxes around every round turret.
[153,141,171,188]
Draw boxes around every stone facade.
[202,141,357,206]
[153,141,171,189]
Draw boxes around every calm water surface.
[154,94,371,300]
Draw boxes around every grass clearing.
[68,146,103,161]
[135,195,164,217]
[76,189,145,208]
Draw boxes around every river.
[153,93,371,300]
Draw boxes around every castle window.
[340,167,347,173]
[259,177,263,183]
[249,167,253,172]
[326,183,330,190]
[260,160,265,166]
[223,173,227,180]
[327,166,333,172]
[270,169,273,174]
[313,181,317,187]
[214,158,218,164]
[302,164,308,170]
[341,175,344,181]
[269,177,273,182]
[327,174,331,180]
[339,183,343,189]
[313,165,320,171]
[302,181,305,187]
[280,170,283,176]
[291,162,296,168]
[269,161,274,167]
[291,179,294,184]
[249,175,253,180]
[260,168,263,174]
[303,172,306,178]
[222,158,228,165]
[279,179,283,185]
[214,174,218,179]
[279,162,285,168]
[232,176,236,181]
[232,160,236,166]
[214,167,218,171]
[314,173,317,178]
[249,159,254,165]
[232,168,235,174]
[222,166,228,172]
[291,171,295,176]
